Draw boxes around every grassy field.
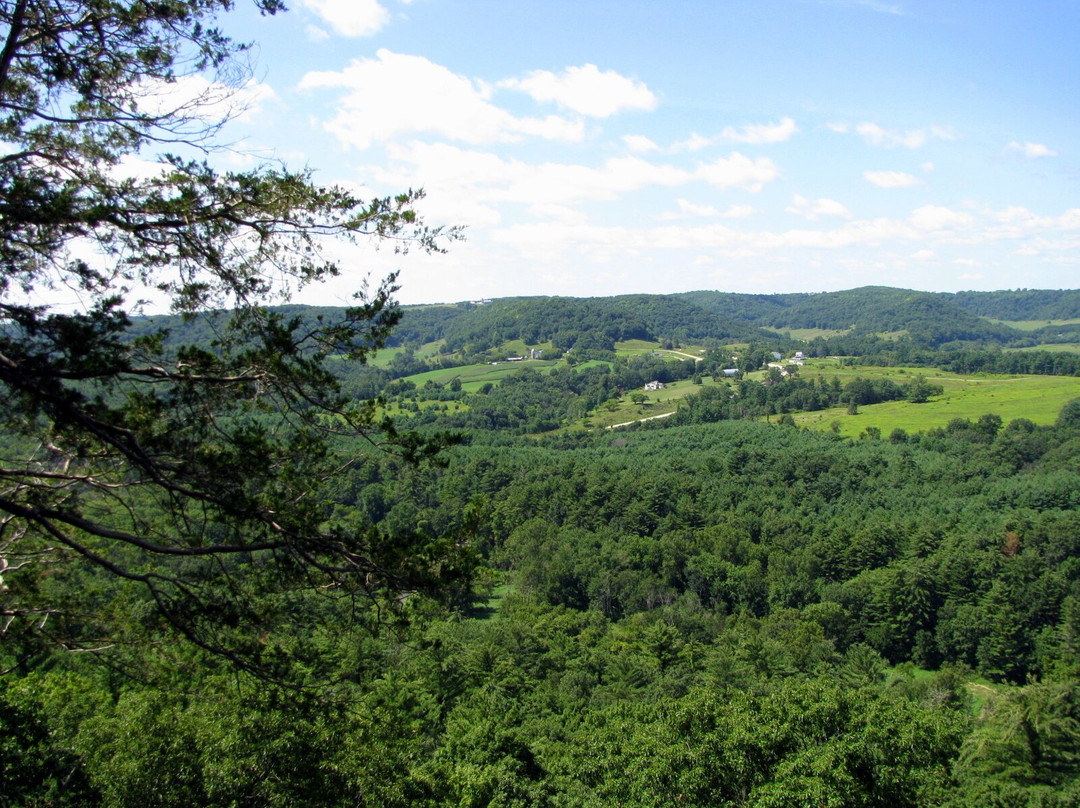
[614,339,706,361]
[383,353,1080,438]
[791,361,1080,437]
[367,339,449,368]
[987,317,1080,331]
[580,377,722,431]
[402,359,553,392]
[763,327,851,340]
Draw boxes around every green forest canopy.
[4,0,1080,804]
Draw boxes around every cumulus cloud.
[499,64,657,117]
[468,199,1080,285]
[623,134,659,153]
[674,133,714,152]
[374,141,692,210]
[1007,141,1058,158]
[863,170,922,188]
[299,50,583,148]
[786,194,852,220]
[659,200,756,220]
[137,75,277,126]
[299,0,389,37]
[696,153,780,191]
[721,117,798,144]
[488,215,928,264]
[855,122,954,148]
[910,205,974,231]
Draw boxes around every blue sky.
[207,0,1079,305]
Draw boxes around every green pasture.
[790,367,1080,438]
[614,340,706,361]
[987,317,1080,331]
[581,377,720,431]
[402,359,553,392]
[367,346,404,368]
[615,339,661,352]
[416,339,448,359]
[763,327,851,340]
[367,339,448,368]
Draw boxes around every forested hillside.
[117,286,1080,365]
[949,289,1080,320]
[7,403,1080,806]
[9,289,1080,807]
[6,0,1080,803]
[677,287,1024,346]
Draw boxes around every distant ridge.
[127,286,1080,352]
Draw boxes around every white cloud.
[912,249,935,260]
[299,0,389,37]
[112,155,171,182]
[659,199,756,220]
[374,141,692,211]
[1007,141,1058,158]
[623,134,659,153]
[863,170,922,188]
[500,64,656,117]
[954,258,980,267]
[675,133,714,152]
[786,194,852,220]
[855,121,954,148]
[910,205,974,231]
[826,121,850,134]
[721,117,798,144]
[299,50,583,148]
[137,75,277,126]
[488,215,930,264]
[696,152,780,191]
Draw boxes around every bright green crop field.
[791,365,1080,438]
[402,359,551,392]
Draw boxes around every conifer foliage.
[0,0,463,679]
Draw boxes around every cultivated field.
[792,361,1080,437]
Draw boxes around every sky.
[201,0,1080,305]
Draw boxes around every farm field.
[762,327,851,340]
[367,339,448,368]
[579,377,721,431]
[987,317,1080,331]
[614,339,706,361]
[791,363,1080,437]
[401,358,552,391]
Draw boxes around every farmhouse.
[644,381,665,391]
